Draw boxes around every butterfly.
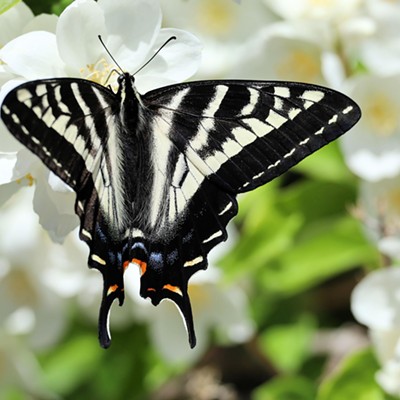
[0,55,361,348]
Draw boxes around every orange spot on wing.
[163,284,183,296]
[132,258,147,276]
[123,260,130,270]
[147,288,156,292]
[107,284,118,296]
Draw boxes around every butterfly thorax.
[111,74,158,236]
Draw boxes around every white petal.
[232,24,325,84]
[351,267,400,330]
[32,172,78,243]
[23,13,58,34]
[378,237,400,260]
[346,151,400,181]
[341,74,400,181]
[0,2,34,45]
[370,329,400,366]
[98,0,162,72]
[136,28,202,93]
[56,0,106,72]
[0,31,65,79]
[376,358,400,397]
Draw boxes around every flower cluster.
[1,0,400,398]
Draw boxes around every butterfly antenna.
[98,35,124,73]
[133,36,177,76]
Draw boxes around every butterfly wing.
[1,79,128,347]
[138,80,360,346]
[1,77,361,350]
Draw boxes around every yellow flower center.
[364,93,399,137]
[388,189,400,213]
[277,50,320,83]
[16,173,35,187]
[197,0,237,37]
[79,58,115,87]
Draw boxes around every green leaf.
[252,375,317,400]
[259,315,317,373]
[0,0,20,15]
[317,348,397,400]
[294,142,354,184]
[41,335,103,395]
[259,216,379,295]
[279,180,356,224]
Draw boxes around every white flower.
[351,266,400,396]
[340,74,400,181]
[0,187,74,349]
[231,21,344,86]
[353,0,400,76]
[0,2,57,46]
[160,0,274,78]
[358,177,400,260]
[0,0,202,240]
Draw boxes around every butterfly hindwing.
[1,75,361,349]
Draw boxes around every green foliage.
[253,376,317,400]
[259,314,317,373]
[317,349,397,400]
[23,0,72,15]
[41,335,103,395]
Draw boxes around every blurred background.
[1,0,400,399]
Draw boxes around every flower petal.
[56,0,106,72]
[98,0,162,71]
[33,172,78,243]
[351,267,400,330]
[136,28,202,93]
[0,31,65,79]
[0,1,34,46]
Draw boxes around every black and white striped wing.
[1,76,361,350]
[142,79,360,254]
[1,79,129,330]
[138,81,360,343]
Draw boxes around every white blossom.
[0,187,74,349]
[351,267,400,396]
[161,0,275,78]
[341,74,400,181]
[231,21,343,85]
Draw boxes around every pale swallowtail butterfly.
[0,53,361,349]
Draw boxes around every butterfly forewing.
[1,74,361,349]
[145,80,360,193]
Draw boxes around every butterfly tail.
[98,276,125,349]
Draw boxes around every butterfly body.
[1,72,361,349]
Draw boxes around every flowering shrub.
[0,0,400,399]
